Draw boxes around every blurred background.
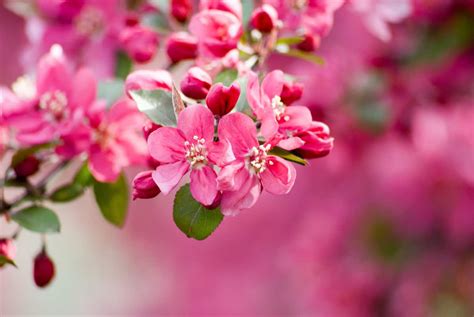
[1,0,473,316]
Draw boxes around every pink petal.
[177,105,215,142]
[278,106,312,131]
[278,137,305,151]
[221,173,261,216]
[88,145,122,183]
[70,68,97,111]
[246,71,264,117]
[260,107,279,140]
[208,139,234,166]
[260,156,296,195]
[152,161,190,195]
[147,127,186,163]
[190,166,218,206]
[218,112,258,158]
[36,46,73,97]
[217,161,245,191]
[261,70,284,100]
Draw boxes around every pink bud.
[180,67,212,100]
[14,156,40,179]
[250,4,278,33]
[119,25,159,64]
[34,250,55,288]
[206,82,240,116]
[142,120,161,140]
[166,32,198,64]
[297,33,320,52]
[200,0,242,20]
[132,170,161,200]
[281,81,304,105]
[125,70,173,98]
[295,122,334,159]
[0,238,16,268]
[171,0,193,23]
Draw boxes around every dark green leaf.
[0,255,17,268]
[49,183,84,203]
[214,69,238,86]
[282,49,325,66]
[173,184,223,240]
[93,173,129,228]
[130,89,177,126]
[98,79,124,108]
[269,147,307,166]
[73,162,93,187]
[11,206,60,233]
[115,51,133,80]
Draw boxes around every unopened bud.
[166,32,198,64]
[171,0,193,23]
[34,250,55,288]
[180,67,212,100]
[132,170,161,200]
[120,25,159,64]
[14,156,40,179]
[281,81,304,105]
[206,82,240,116]
[250,5,278,33]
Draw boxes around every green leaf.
[73,162,93,187]
[276,36,304,46]
[269,147,307,166]
[0,255,17,268]
[130,89,177,126]
[98,79,124,108]
[11,206,60,233]
[115,51,133,80]
[49,183,84,203]
[214,69,238,86]
[173,184,224,240]
[93,173,129,228]
[282,49,325,66]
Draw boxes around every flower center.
[292,0,308,10]
[271,96,290,121]
[75,7,104,37]
[248,144,272,174]
[39,90,68,120]
[185,135,208,168]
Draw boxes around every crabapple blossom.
[205,82,240,117]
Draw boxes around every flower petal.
[217,161,245,191]
[218,112,258,158]
[260,156,296,195]
[152,161,190,195]
[278,105,312,131]
[177,104,215,142]
[190,166,218,206]
[70,68,97,111]
[261,70,284,100]
[147,127,186,163]
[221,173,261,216]
[88,145,122,183]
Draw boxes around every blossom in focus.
[205,82,240,117]
[147,105,227,206]
[87,98,147,183]
[217,112,296,216]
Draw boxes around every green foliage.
[93,173,129,228]
[215,69,239,86]
[50,184,84,203]
[130,89,177,127]
[115,51,133,80]
[98,79,125,108]
[173,184,224,240]
[269,147,307,166]
[0,255,17,268]
[11,206,60,233]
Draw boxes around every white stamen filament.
[271,96,287,120]
[248,144,271,174]
[39,90,68,118]
[185,136,208,167]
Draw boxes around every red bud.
[250,4,278,33]
[0,238,16,268]
[281,81,304,105]
[206,82,240,116]
[119,25,159,63]
[132,170,161,200]
[34,250,55,288]
[14,156,40,179]
[297,33,320,52]
[171,0,192,23]
[166,32,198,64]
[180,67,212,100]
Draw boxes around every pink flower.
[125,70,172,98]
[199,0,243,20]
[119,25,159,63]
[247,70,312,150]
[87,98,147,183]
[166,32,199,64]
[132,170,161,200]
[205,82,240,117]
[147,105,226,205]
[189,9,242,58]
[5,45,93,156]
[217,112,296,216]
[180,67,213,100]
[294,121,334,159]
